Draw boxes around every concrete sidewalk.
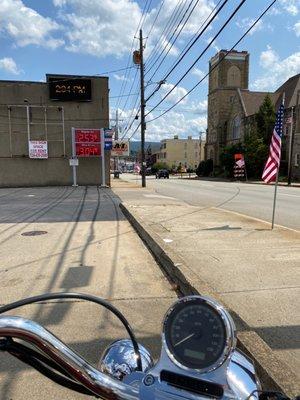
[0,186,176,399]
[112,178,300,395]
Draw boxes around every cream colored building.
[156,135,205,170]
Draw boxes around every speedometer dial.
[163,296,235,372]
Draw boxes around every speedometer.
[163,296,236,372]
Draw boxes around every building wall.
[157,136,205,169]
[0,75,110,187]
[206,50,249,164]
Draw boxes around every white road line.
[144,194,176,200]
[279,193,300,198]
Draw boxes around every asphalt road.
[124,175,300,231]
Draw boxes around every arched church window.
[232,115,241,139]
[227,66,241,87]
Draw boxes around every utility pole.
[139,29,146,188]
[287,107,295,185]
[114,109,119,173]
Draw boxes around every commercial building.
[205,50,300,179]
[156,135,205,170]
[0,74,110,187]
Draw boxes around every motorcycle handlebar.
[0,315,140,400]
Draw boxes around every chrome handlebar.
[0,315,140,400]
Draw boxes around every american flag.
[262,102,284,183]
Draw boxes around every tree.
[196,159,214,177]
[243,132,268,178]
[152,162,170,172]
[255,94,276,145]
[219,143,244,178]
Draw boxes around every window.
[184,152,187,159]
[194,143,198,149]
[195,152,198,158]
[232,115,241,139]
[163,152,166,158]
[163,143,166,149]
[184,143,187,149]
[227,66,241,87]
[295,153,300,166]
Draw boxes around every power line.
[115,0,153,110]
[146,0,246,116]
[146,0,277,124]
[145,0,186,69]
[109,93,139,99]
[146,0,201,84]
[146,0,191,75]
[145,0,228,103]
[144,0,166,46]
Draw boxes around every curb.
[120,202,299,397]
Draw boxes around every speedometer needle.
[174,333,195,347]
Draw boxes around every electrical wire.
[146,0,277,124]
[145,0,186,69]
[146,0,191,75]
[114,0,153,111]
[146,0,202,84]
[144,0,166,46]
[146,0,247,116]
[145,0,228,103]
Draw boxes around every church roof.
[237,73,300,117]
[275,73,300,108]
[238,90,279,117]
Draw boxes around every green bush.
[152,162,170,172]
[196,159,214,177]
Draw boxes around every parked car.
[156,169,169,179]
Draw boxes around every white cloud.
[54,0,141,58]
[192,68,205,79]
[0,57,21,74]
[113,96,207,142]
[144,110,207,142]
[252,48,300,91]
[113,74,130,82]
[236,18,264,35]
[294,21,300,36]
[160,83,188,105]
[259,45,279,68]
[0,0,63,48]
[53,0,215,59]
[279,0,298,15]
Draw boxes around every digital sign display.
[48,77,92,101]
[75,129,101,157]
[76,143,101,157]
[75,130,100,143]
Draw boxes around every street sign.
[104,128,114,150]
[29,140,48,159]
[69,158,79,166]
[111,140,129,157]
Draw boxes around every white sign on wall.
[29,140,48,159]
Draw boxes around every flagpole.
[271,93,285,230]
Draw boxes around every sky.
[0,0,299,142]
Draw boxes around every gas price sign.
[74,129,101,157]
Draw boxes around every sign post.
[101,128,106,186]
[71,127,78,186]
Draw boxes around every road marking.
[144,194,176,200]
[279,193,300,198]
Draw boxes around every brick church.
[205,50,300,180]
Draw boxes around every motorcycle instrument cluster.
[163,296,236,372]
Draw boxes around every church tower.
[206,50,249,165]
